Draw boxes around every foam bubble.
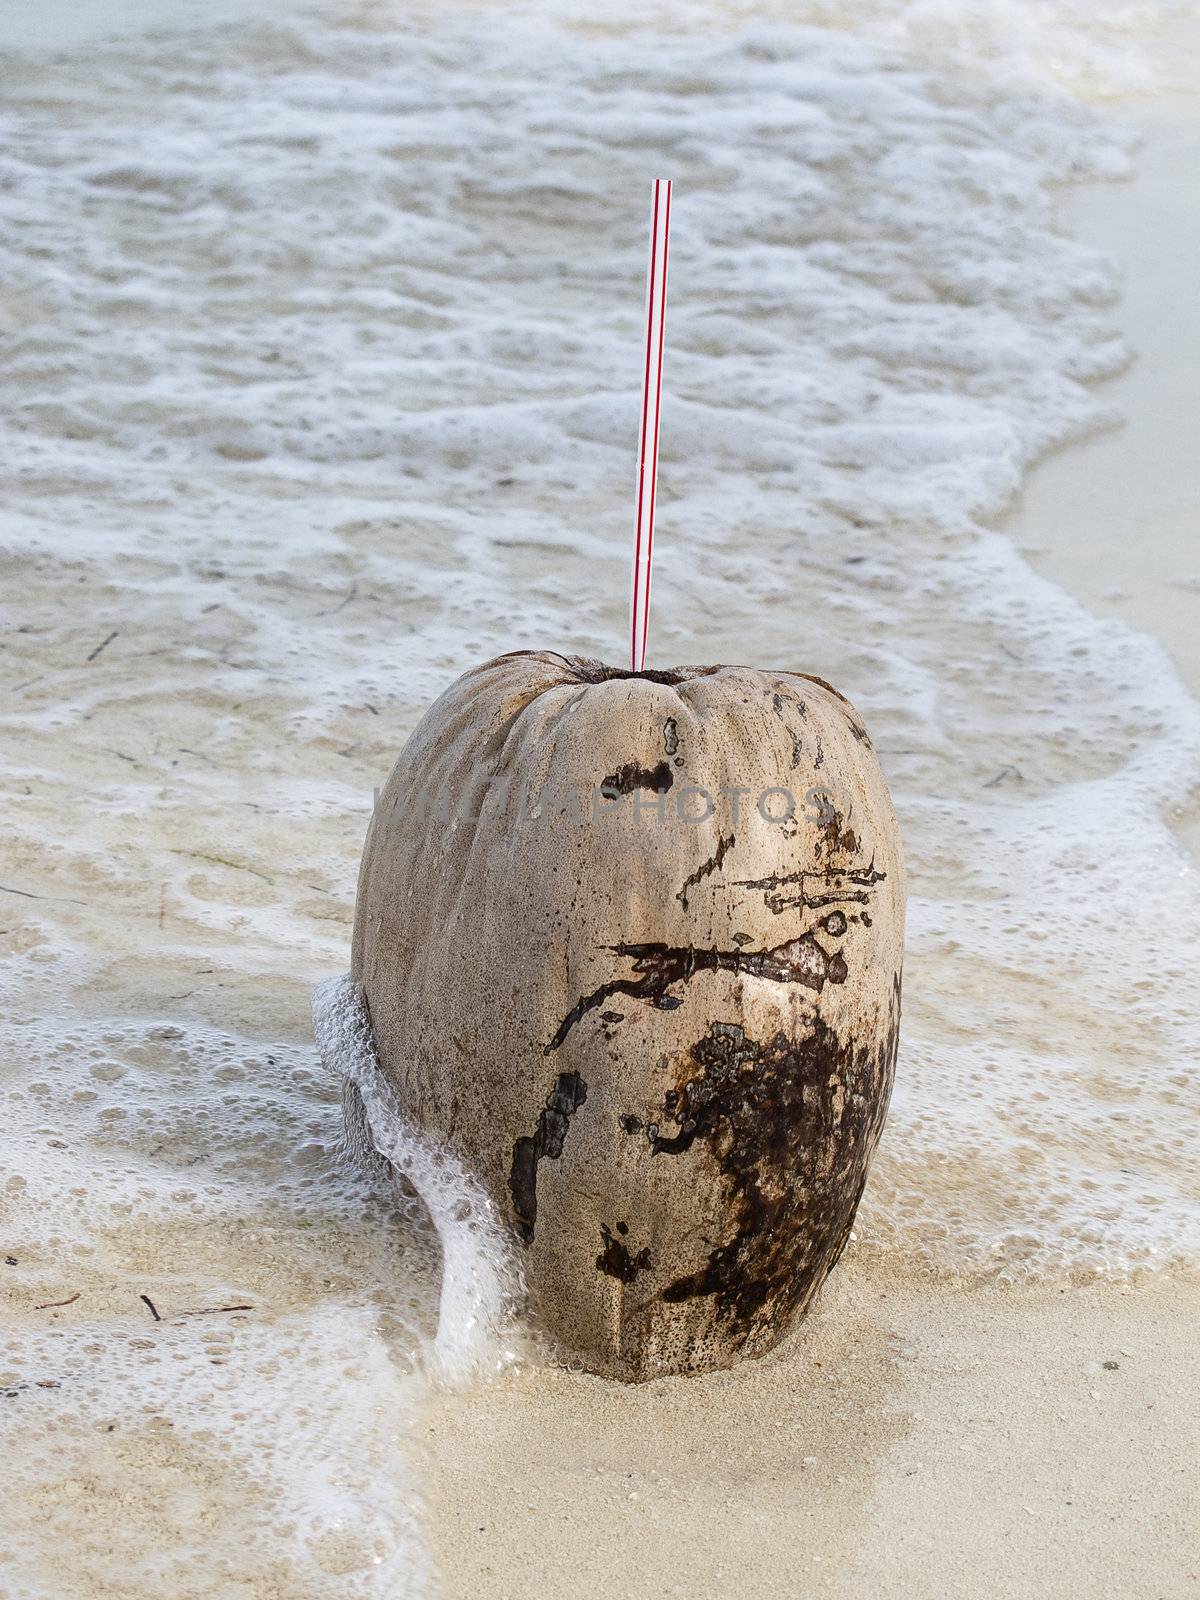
[0,956,443,1596]
[312,975,525,1382]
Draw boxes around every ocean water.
[2,0,1198,1593]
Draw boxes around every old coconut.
[350,650,905,1380]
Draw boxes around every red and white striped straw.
[630,177,671,672]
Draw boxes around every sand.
[1006,20,1200,857]
[416,55,1200,1600]
[422,1267,1199,1599]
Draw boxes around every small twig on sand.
[167,849,275,885]
[0,884,90,907]
[35,1293,80,1311]
[86,630,119,663]
[139,1294,162,1322]
[177,1304,254,1318]
[312,581,358,619]
[984,765,1023,788]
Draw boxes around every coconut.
[350,650,905,1380]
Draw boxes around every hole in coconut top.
[565,657,720,686]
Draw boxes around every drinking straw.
[630,177,671,672]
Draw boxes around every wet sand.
[1007,21,1200,853]
[422,1265,1199,1599]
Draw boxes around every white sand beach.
[1,3,1198,1597]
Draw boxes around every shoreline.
[1004,37,1200,850]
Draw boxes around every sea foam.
[312,974,525,1382]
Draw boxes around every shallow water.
[2,1,1198,1594]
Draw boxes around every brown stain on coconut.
[647,1006,898,1338]
[350,651,905,1381]
[601,760,674,798]
[544,929,864,1053]
[676,831,734,910]
[508,1070,588,1242]
[596,1222,652,1283]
